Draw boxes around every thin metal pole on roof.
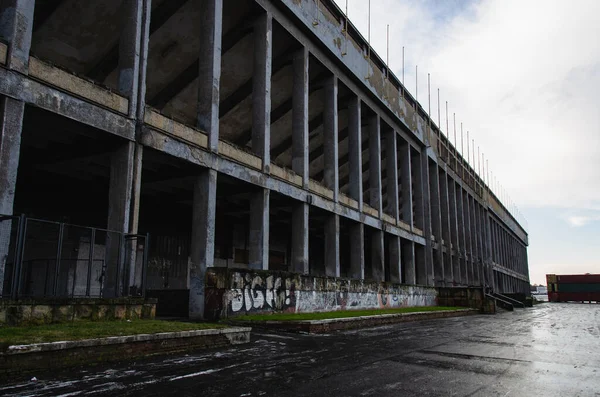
[402,46,405,86]
[453,113,457,171]
[386,24,390,77]
[342,0,348,56]
[427,73,431,147]
[478,147,481,178]
[437,89,441,132]
[487,159,489,192]
[415,65,418,107]
[445,101,449,139]
[467,130,470,166]
[367,0,371,59]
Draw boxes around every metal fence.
[0,214,149,299]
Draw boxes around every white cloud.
[335,0,600,212]
[564,214,600,227]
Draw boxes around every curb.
[229,309,478,333]
[0,327,251,378]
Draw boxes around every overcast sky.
[333,0,600,284]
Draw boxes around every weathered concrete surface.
[205,268,438,319]
[1,304,598,396]
[0,298,156,326]
[0,327,251,378]
[230,308,477,334]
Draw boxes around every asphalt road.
[2,303,599,396]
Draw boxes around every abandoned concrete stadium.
[0,0,530,321]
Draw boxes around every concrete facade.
[0,0,529,318]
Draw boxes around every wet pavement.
[2,303,599,396]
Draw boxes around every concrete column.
[189,168,217,319]
[385,130,399,222]
[429,163,444,285]
[448,179,460,284]
[0,97,24,217]
[118,0,143,117]
[487,220,498,263]
[349,222,364,279]
[249,188,269,269]
[0,97,25,296]
[368,116,382,216]
[463,192,473,285]
[323,76,339,201]
[484,211,493,289]
[478,204,486,285]
[469,197,478,284]
[388,235,402,283]
[419,153,434,286]
[399,144,413,227]
[126,143,143,290]
[292,47,309,187]
[412,151,425,231]
[291,202,309,274]
[401,239,416,285]
[324,214,340,277]
[415,244,426,285]
[501,229,507,268]
[456,186,466,285]
[0,0,34,74]
[439,170,453,284]
[252,12,272,173]
[494,223,499,265]
[347,97,363,210]
[371,230,385,281]
[105,142,137,298]
[196,0,223,151]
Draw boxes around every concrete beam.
[140,126,426,244]
[196,0,223,152]
[29,57,129,115]
[190,168,217,320]
[0,67,135,140]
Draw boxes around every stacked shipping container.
[546,274,600,302]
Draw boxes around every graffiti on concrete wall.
[228,272,296,313]
[223,271,438,316]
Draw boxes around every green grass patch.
[0,320,225,346]
[233,306,465,322]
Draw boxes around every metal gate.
[0,214,149,299]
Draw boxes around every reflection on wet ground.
[1,303,599,396]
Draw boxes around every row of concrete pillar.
[0,0,529,310]
[490,219,528,276]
